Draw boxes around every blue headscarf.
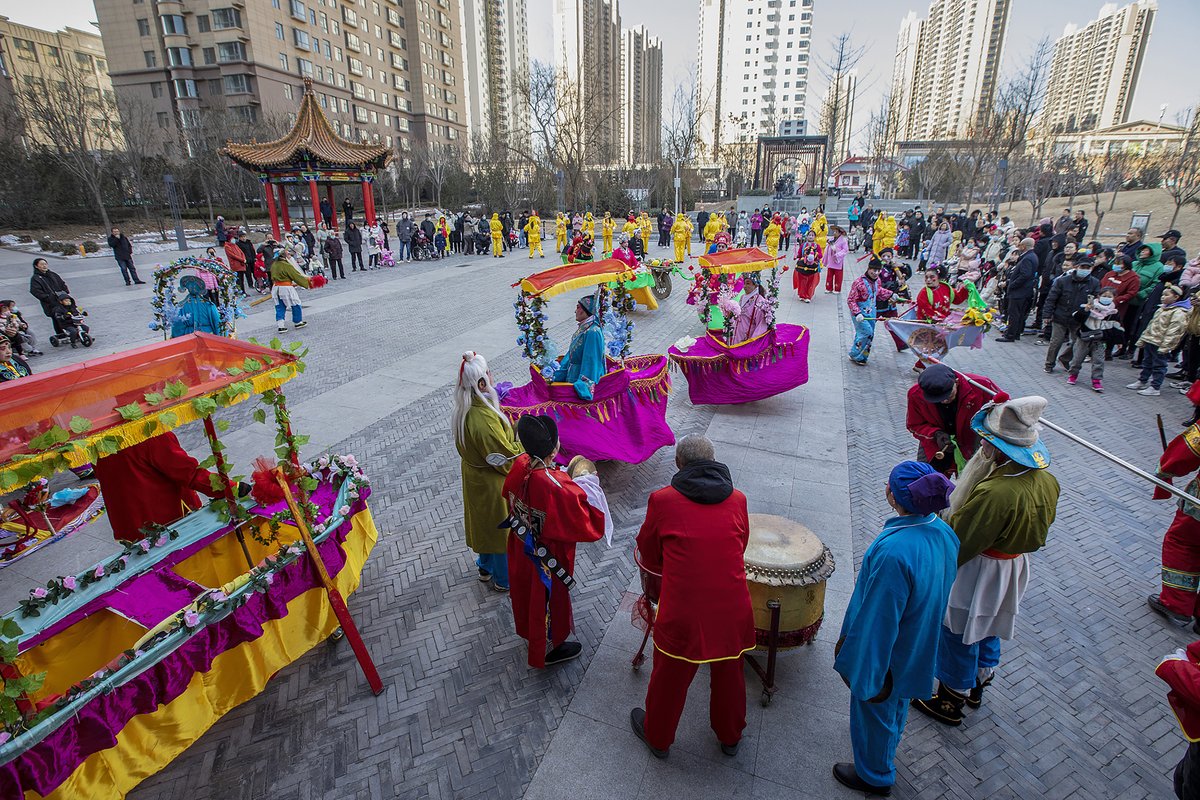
[888,461,954,515]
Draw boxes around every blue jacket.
[834,513,958,701]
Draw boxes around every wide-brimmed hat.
[970,394,1051,469]
[179,275,207,296]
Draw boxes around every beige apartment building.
[0,16,121,148]
[93,0,467,161]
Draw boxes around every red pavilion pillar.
[361,175,376,226]
[277,184,291,231]
[326,185,338,230]
[262,178,281,241]
[307,175,323,229]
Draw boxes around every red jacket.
[224,240,247,272]
[1100,269,1140,315]
[1157,639,1200,740]
[905,373,999,465]
[636,465,755,662]
[93,432,221,542]
[914,282,969,322]
[503,454,605,668]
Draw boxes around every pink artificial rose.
[0,731,11,745]
[93,565,105,579]
[343,455,358,467]
[62,575,77,591]
[31,587,47,599]
[155,535,168,548]
[338,505,351,517]
[183,610,200,628]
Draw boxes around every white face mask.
[1098,296,1113,305]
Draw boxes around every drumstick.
[1158,414,1169,452]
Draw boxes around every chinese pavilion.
[221,78,392,240]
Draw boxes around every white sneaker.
[1138,386,1161,396]
[1126,381,1148,390]
[277,324,288,332]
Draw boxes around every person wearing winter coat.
[323,233,345,279]
[926,222,952,267]
[29,258,70,335]
[106,227,144,286]
[823,226,850,293]
[996,239,1040,342]
[215,216,227,246]
[366,223,383,268]
[396,212,416,262]
[1132,257,1187,366]
[811,211,829,249]
[1130,283,1190,395]
[1042,259,1100,373]
[223,238,248,294]
[343,222,364,271]
[1067,285,1121,391]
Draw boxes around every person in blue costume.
[832,460,959,797]
[553,294,607,400]
[170,275,224,338]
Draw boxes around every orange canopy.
[697,247,780,275]
[0,334,298,483]
[517,258,639,298]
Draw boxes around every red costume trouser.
[1162,510,1200,616]
[825,269,844,292]
[794,271,820,300]
[643,648,746,750]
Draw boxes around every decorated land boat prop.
[0,333,381,799]
[669,248,811,405]
[149,256,244,339]
[502,259,675,464]
[884,282,993,362]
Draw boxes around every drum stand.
[742,600,781,707]
[632,625,652,670]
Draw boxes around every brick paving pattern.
[840,297,1189,799]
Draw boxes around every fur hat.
[516,415,558,459]
[970,394,1051,469]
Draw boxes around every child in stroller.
[412,228,440,260]
[49,293,92,348]
[252,254,271,294]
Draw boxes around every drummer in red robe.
[630,434,755,758]
[93,431,224,542]
[1150,382,1200,626]
[1156,639,1200,797]
[905,364,1000,476]
[503,415,606,668]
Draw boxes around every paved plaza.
[0,241,1192,799]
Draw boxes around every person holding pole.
[1150,382,1200,629]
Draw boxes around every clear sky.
[8,0,1198,151]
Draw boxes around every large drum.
[744,514,835,649]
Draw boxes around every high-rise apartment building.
[0,16,121,148]
[459,0,529,150]
[554,0,622,163]
[889,0,1011,142]
[93,0,466,160]
[695,0,815,161]
[620,25,662,166]
[1040,0,1156,135]
[819,69,855,164]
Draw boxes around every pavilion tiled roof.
[221,79,391,171]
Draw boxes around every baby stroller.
[49,293,92,349]
[412,228,440,261]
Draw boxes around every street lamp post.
[674,158,682,215]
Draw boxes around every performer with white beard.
[452,352,522,592]
[912,394,1060,726]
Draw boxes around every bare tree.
[16,57,120,228]
[662,77,709,212]
[864,94,902,198]
[1007,140,1057,225]
[1161,103,1200,228]
[815,33,864,183]
[417,141,461,207]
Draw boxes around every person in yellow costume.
[524,211,544,258]
[764,214,783,258]
[872,212,889,255]
[703,213,720,250]
[811,210,828,249]
[555,213,568,254]
[584,211,596,240]
[638,212,652,254]
[601,212,615,256]
[883,213,897,251]
[684,214,695,256]
[671,213,690,262]
[490,213,505,258]
[948,229,962,259]
[622,213,639,242]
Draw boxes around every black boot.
[911,682,967,726]
[966,672,994,710]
